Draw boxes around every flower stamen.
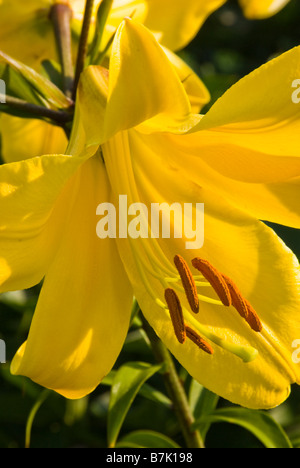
[222,274,263,333]
[185,325,214,355]
[222,274,248,319]
[244,299,263,333]
[191,258,232,307]
[174,254,199,314]
[164,288,186,344]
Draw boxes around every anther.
[222,275,248,320]
[244,299,263,333]
[191,258,232,307]
[185,325,214,355]
[174,255,199,314]
[164,288,186,344]
[222,274,263,333]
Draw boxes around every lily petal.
[78,19,198,146]
[107,0,226,51]
[103,129,300,409]
[162,47,210,113]
[1,115,68,163]
[179,46,300,228]
[239,0,290,19]
[11,155,133,399]
[0,153,86,293]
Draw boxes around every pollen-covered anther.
[243,299,263,333]
[222,274,263,333]
[185,325,214,355]
[164,288,186,344]
[222,275,248,319]
[191,258,232,307]
[174,254,199,314]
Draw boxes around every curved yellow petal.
[0,153,85,293]
[239,0,290,19]
[182,46,300,228]
[108,19,198,136]
[108,0,226,51]
[162,47,210,113]
[78,19,198,146]
[103,129,300,409]
[11,156,133,399]
[1,115,68,163]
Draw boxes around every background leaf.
[193,407,293,448]
[116,430,181,448]
[107,362,163,448]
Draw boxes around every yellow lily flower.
[0,0,88,69]
[3,19,300,409]
[105,0,226,52]
[239,0,291,19]
[0,0,211,162]
[0,0,226,67]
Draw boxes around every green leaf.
[189,381,219,439]
[102,370,172,409]
[0,65,44,106]
[107,362,162,448]
[0,51,71,109]
[116,430,181,448]
[193,407,293,448]
[88,0,114,64]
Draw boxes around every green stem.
[25,390,50,448]
[73,0,95,100]
[49,3,75,98]
[141,314,205,449]
[0,95,73,124]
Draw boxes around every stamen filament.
[192,258,232,307]
[174,255,199,314]
[170,281,223,306]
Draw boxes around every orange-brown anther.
[222,275,249,320]
[164,288,186,344]
[222,274,263,333]
[244,299,263,333]
[174,255,199,314]
[185,325,214,355]
[191,258,232,307]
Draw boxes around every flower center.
[162,254,262,363]
[134,245,262,363]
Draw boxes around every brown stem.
[49,3,75,98]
